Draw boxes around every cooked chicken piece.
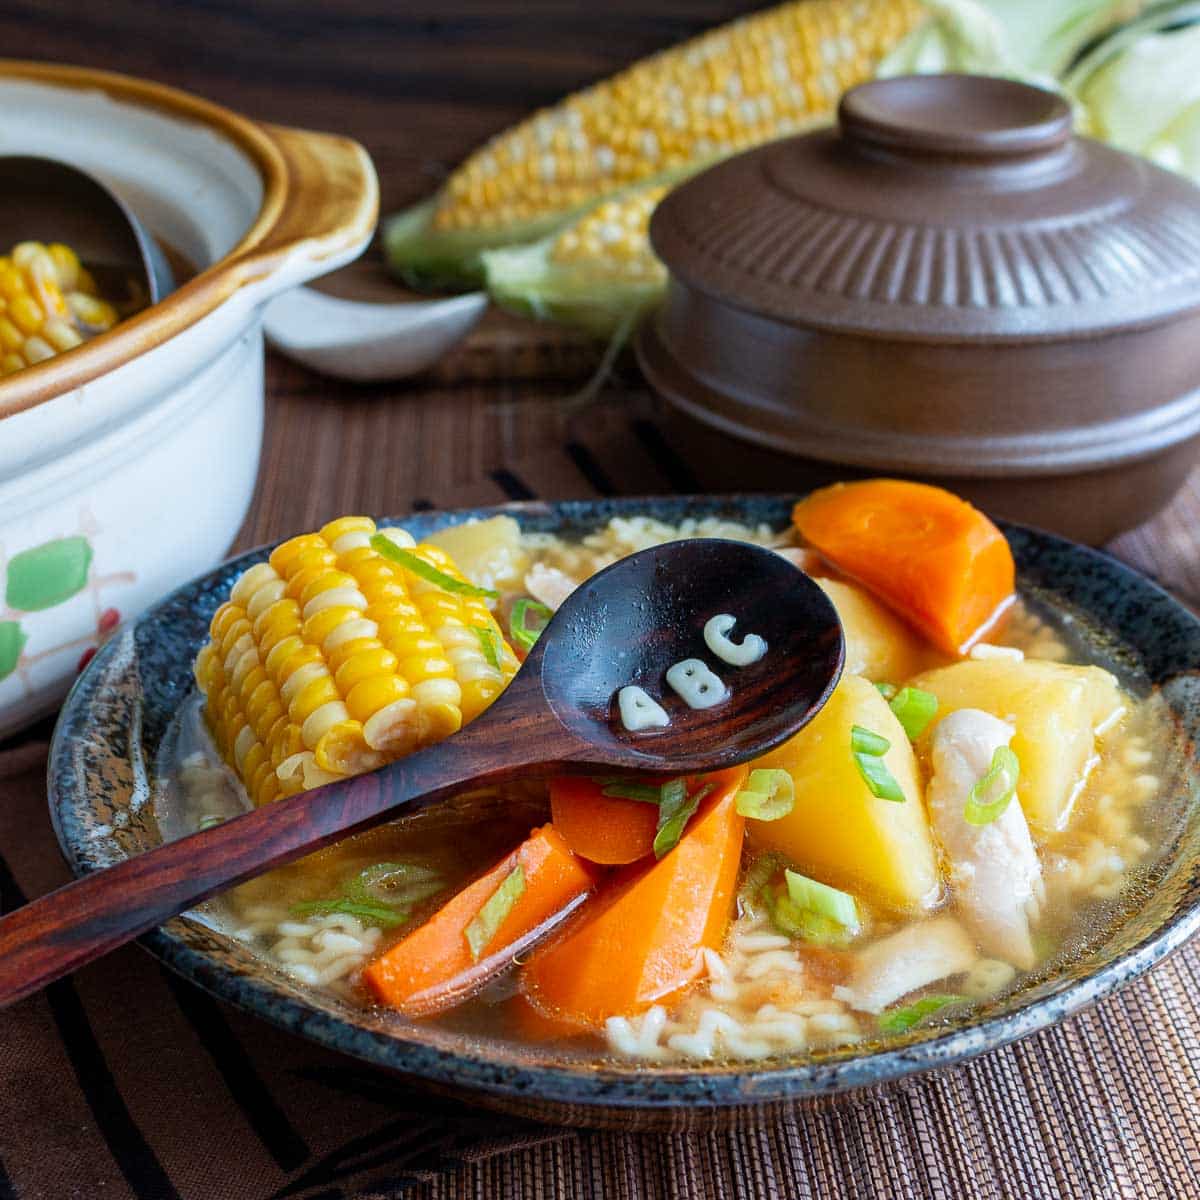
[833,915,977,1014]
[523,562,578,612]
[928,709,1044,970]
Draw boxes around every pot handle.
[225,122,380,297]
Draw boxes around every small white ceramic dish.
[0,61,378,739]
[262,287,487,381]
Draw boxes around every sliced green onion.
[290,898,411,928]
[737,852,785,916]
[197,814,223,831]
[465,865,526,961]
[878,993,967,1036]
[850,725,890,756]
[854,752,907,803]
[369,534,498,599]
[735,768,795,821]
[888,687,939,740]
[474,625,502,670]
[510,598,553,652]
[851,725,905,802]
[875,682,898,700]
[964,745,1020,826]
[597,778,667,805]
[761,889,854,947]
[348,861,444,906]
[784,869,859,931]
[653,781,711,859]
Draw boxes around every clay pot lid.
[648,73,1200,342]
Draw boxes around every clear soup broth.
[160,512,1189,1065]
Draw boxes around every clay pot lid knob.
[837,74,1073,163]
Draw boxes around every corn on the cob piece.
[385,0,928,289]
[482,183,669,337]
[0,241,119,377]
[193,517,520,806]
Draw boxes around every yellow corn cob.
[385,0,928,288]
[193,517,520,806]
[482,183,670,337]
[549,186,669,282]
[0,241,119,376]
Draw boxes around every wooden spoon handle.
[0,680,564,1008]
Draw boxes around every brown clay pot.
[637,74,1200,543]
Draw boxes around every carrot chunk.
[520,767,747,1031]
[549,776,660,865]
[792,479,1015,656]
[362,824,597,1015]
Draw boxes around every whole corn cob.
[385,0,929,290]
[193,517,519,806]
[0,241,119,376]
[482,183,669,337]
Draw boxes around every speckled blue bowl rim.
[47,495,1200,1113]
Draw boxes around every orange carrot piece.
[792,479,1015,656]
[520,767,748,1031]
[362,824,597,1015]
[506,993,585,1043]
[550,777,659,865]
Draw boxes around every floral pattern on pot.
[0,508,135,694]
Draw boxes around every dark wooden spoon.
[0,539,843,1008]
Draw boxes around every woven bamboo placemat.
[1,348,1198,1199]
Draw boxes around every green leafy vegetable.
[735,768,795,821]
[785,869,860,931]
[5,536,93,612]
[1066,15,1200,178]
[369,534,498,599]
[850,724,906,802]
[653,781,711,859]
[878,0,1141,84]
[0,620,27,681]
[596,778,666,805]
[878,993,968,1036]
[888,686,939,740]
[465,865,526,960]
[290,898,412,928]
[474,626,502,670]
[510,598,553,652]
[964,745,1020,825]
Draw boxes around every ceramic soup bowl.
[0,61,378,739]
[48,496,1200,1130]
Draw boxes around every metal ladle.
[0,155,174,303]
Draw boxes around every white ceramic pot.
[0,62,378,739]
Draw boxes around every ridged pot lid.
[648,74,1200,341]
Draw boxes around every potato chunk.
[748,674,941,913]
[911,659,1125,834]
[817,578,940,684]
[426,515,529,594]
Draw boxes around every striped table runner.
[1,352,1198,1199]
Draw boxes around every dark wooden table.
[3,5,1200,1198]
